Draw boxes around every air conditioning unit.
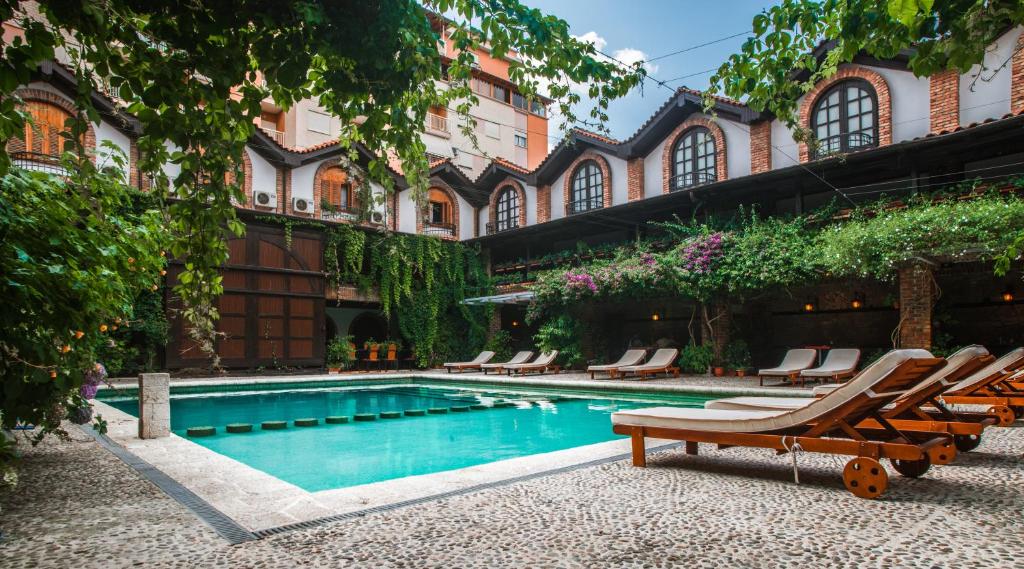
[292,197,313,214]
[371,211,384,224]
[254,190,276,208]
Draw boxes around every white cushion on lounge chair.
[480,351,533,369]
[758,349,817,376]
[588,349,647,372]
[617,348,679,373]
[947,347,1024,393]
[707,345,988,413]
[443,351,495,367]
[799,349,861,377]
[505,351,558,370]
[613,349,932,433]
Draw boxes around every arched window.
[494,186,520,232]
[811,80,877,159]
[20,100,74,158]
[424,187,456,237]
[569,160,603,214]
[320,167,357,216]
[671,127,716,190]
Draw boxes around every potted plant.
[364,338,380,361]
[326,335,356,373]
[724,339,752,377]
[678,343,714,375]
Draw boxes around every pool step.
[380,411,402,419]
[294,418,319,427]
[187,426,216,437]
[226,423,252,433]
[353,413,377,422]
[261,421,287,430]
[325,416,350,424]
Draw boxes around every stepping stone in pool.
[380,411,402,419]
[354,413,377,422]
[325,416,350,424]
[469,404,488,411]
[450,406,470,412]
[261,421,287,430]
[404,409,426,417]
[493,401,515,408]
[226,423,252,434]
[187,426,216,437]
[427,407,449,414]
[295,418,319,427]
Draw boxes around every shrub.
[483,330,515,362]
[326,335,356,369]
[723,339,752,369]
[678,343,714,374]
[534,314,585,369]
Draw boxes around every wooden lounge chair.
[612,350,952,499]
[611,348,680,380]
[506,351,560,376]
[480,351,533,374]
[939,347,1024,425]
[443,351,496,373]
[706,345,998,453]
[758,349,817,386]
[587,349,647,379]
[799,348,861,384]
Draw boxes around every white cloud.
[573,31,608,52]
[612,47,659,75]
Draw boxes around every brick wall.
[661,116,728,194]
[626,157,644,201]
[749,120,772,174]
[536,184,551,223]
[898,263,934,349]
[929,70,960,133]
[1013,31,1024,114]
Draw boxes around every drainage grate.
[253,441,682,539]
[80,425,258,545]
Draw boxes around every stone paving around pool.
[2,418,1022,568]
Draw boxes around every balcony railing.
[320,207,360,223]
[426,113,449,133]
[486,220,519,235]
[669,171,716,192]
[423,221,456,237]
[11,151,70,176]
[810,132,876,160]
[567,197,603,215]
[260,126,285,145]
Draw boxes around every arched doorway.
[348,311,388,346]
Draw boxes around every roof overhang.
[461,291,536,305]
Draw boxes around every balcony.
[426,113,449,134]
[669,171,716,192]
[567,197,603,216]
[11,151,69,177]
[260,126,285,145]
[486,221,519,235]
[423,221,456,238]
[319,207,360,223]
[810,132,876,160]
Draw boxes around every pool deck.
[4,372,1022,567]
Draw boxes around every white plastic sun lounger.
[505,351,560,376]
[612,349,951,499]
[799,348,861,382]
[479,351,533,374]
[587,349,647,379]
[443,351,496,373]
[611,348,680,380]
[758,349,817,386]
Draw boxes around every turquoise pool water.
[104,383,711,492]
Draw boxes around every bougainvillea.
[679,232,725,274]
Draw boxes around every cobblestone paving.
[2,423,1022,568]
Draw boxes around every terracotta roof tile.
[570,127,619,145]
[490,157,530,174]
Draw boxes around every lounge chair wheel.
[988,405,1016,426]
[843,457,888,499]
[889,454,931,478]
[925,440,956,466]
[953,434,982,452]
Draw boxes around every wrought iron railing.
[810,132,876,160]
[10,151,69,176]
[567,196,603,215]
[486,220,519,235]
[320,207,361,222]
[669,171,716,192]
[423,221,456,237]
[426,113,449,133]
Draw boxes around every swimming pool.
[102,382,713,492]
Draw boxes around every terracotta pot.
[712,366,725,377]
[328,367,341,374]
[735,369,746,377]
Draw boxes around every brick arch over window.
[416,182,460,240]
[228,147,254,208]
[798,65,891,162]
[563,151,612,212]
[309,159,355,217]
[6,87,96,161]
[488,177,527,229]
[661,117,727,194]
[1012,30,1024,114]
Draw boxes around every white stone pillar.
[138,372,170,439]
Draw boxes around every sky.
[524,0,778,140]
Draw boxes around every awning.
[461,291,536,305]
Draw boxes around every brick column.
[700,300,731,365]
[929,70,960,133]
[1012,31,1024,114]
[138,372,170,439]
[898,263,933,349]
[626,157,644,201]
[749,121,772,174]
[536,184,551,223]
[488,308,501,335]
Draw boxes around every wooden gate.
[166,223,325,369]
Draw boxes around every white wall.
[549,169,567,220]
[457,194,475,240]
[960,27,1020,126]
[643,138,667,198]
[289,161,317,211]
[523,184,537,226]
[478,205,489,233]
[246,146,278,209]
[718,118,752,179]
[873,66,930,142]
[397,190,417,234]
[604,151,628,206]
[93,119,131,182]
